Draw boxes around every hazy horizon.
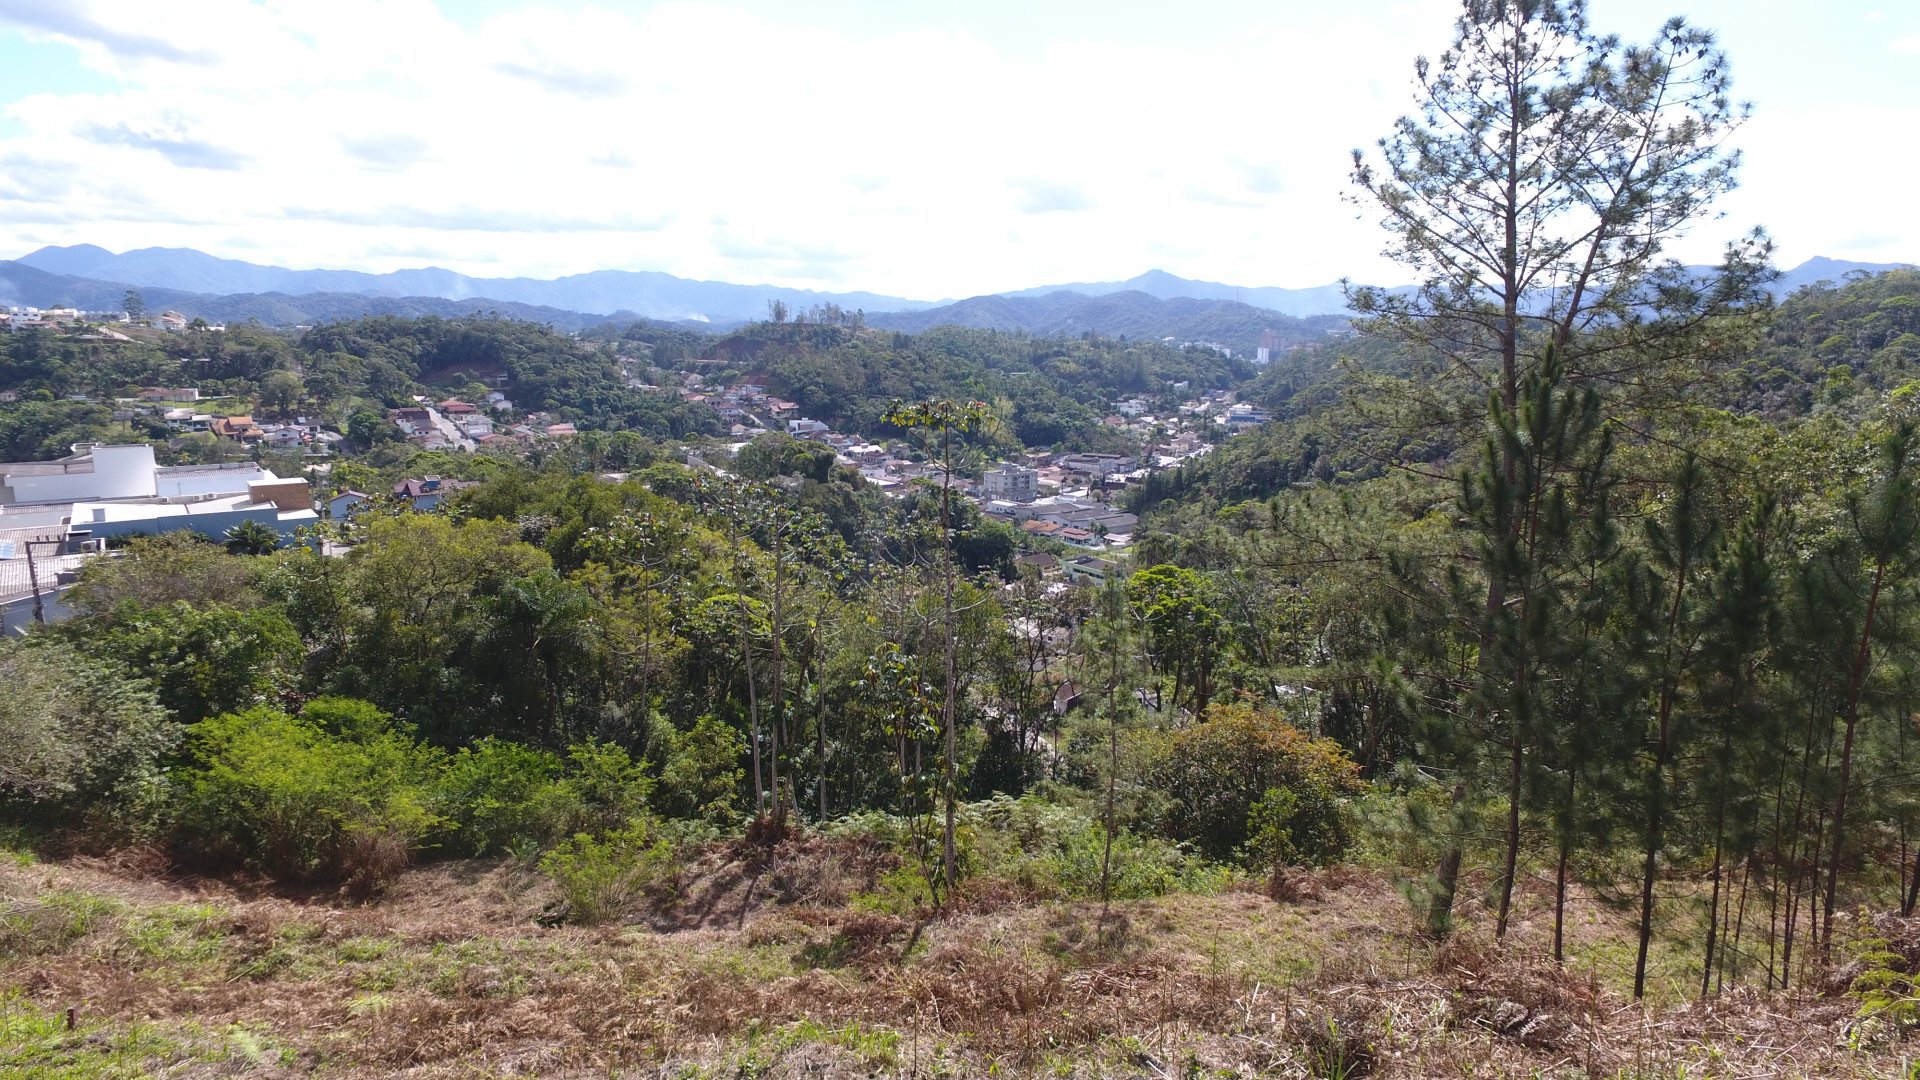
[1,0,1915,299]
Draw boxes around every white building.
[980,462,1039,503]
[67,482,317,543]
[0,445,282,507]
[0,443,313,546]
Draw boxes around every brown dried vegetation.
[1,844,1911,1078]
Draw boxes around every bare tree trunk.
[1730,859,1754,992]
[740,616,763,816]
[1554,769,1575,963]
[1496,716,1523,939]
[1701,830,1725,1000]
[1428,782,1469,939]
[769,537,786,822]
[1823,560,1887,946]
[940,430,959,900]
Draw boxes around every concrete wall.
[78,505,301,544]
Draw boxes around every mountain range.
[865,292,1347,352]
[9,244,932,325]
[1,245,1911,342]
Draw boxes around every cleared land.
[1,839,1911,1078]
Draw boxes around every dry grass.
[2,842,1915,1078]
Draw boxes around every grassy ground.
[0,840,1913,1079]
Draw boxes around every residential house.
[258,425,303,449]
[210,415,263,442]
[1051,681,1082,717]
[392,476,473,510]
[1063,555,1117,585]
[388,406,433,435]
[327,490,369,519]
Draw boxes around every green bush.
[654,714,744,823]
[1241,780,1350,870]
[437,738,663,857]
[828,796,1228,906]
[177,700,446,887]
[545,741,654,838]
[0,640,177,840]
[970,794,1228,900]
[439,738,566,856]
[538,820,679,924]
[94,601,304,723]
[1141,702,1362,865]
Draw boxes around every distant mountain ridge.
[867,291,1345,354]
[12,244,1392,321]
[4,244,1912,330]
[1772,256,1916,296]
[0,260,666,333]
[1000,269,1358,319]
[11,244,934,325]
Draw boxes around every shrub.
[0,640,177,841]
[437,738,661,859]
[653,715,744,823]
[94,601,304,723]
[829,796,1228,907]
[439,738,566,856]
[970,794,1228,900]
[545,741,654,838]
[177,700,445,886]
[538,820,679,924]
[1141,701,1362,864]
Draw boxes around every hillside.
[1001,268,1364,318]
[1,833,1897,1079]
[13,245,936,323]
[865,290,1346,353]
[0,260,662,332]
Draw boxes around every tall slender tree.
[1350,0,1770,938]
[883,399,991,898]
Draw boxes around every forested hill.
[628,319,1251,446]
[0,260,656,333]
[0,310,1253,459]
[1126,267,1920,516]
[866,289,1346,354]
[1736,267,1920,415]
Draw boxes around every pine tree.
[1625,454,1720,1000]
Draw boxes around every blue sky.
[0,0,1913,298]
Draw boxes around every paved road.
[425,406,476,452]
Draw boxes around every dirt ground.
[1,840,1911,1078]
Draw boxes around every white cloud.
[0,0,1910,298]
[1892,34,1920,54]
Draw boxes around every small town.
[2,2,1918,1077]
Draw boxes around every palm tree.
[224,520,282,556]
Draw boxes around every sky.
[0,0,1914,301]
